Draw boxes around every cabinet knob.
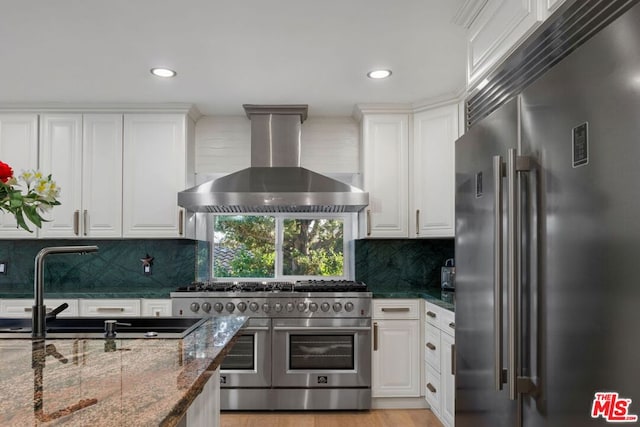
[426,342,436,351]
[427,383,437,393]
[427,311,437,318]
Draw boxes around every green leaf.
[14,209,33,233]
[23,205,42,228]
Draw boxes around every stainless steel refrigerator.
[455,3,640,426]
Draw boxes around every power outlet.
[0,261,7,275]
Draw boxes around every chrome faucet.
[32,245,99,338]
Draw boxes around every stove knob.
[297,302,307,312]
[249,302,259,312]
[320,302,330,312]
[274,303,283,313]
[333,302,342,312]
[262,303,271,313]
[190,302,200,313]
[285,302,294,312]
[308,302,318,312]
[237,302,247,312]
[201,302,212,313]
[344,302,354,312]
[213,302,224,313]
[226,302,236,313]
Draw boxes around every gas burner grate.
[176,281,295,292]
[294,280,368,293]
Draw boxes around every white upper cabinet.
[467,0,541,89]
[0,114,39,238]
[82,114,123,237]
[122,114,192,238]
[466,0,567,90]
[39,114,122,238]
[359,103,459,239]
[39,114,83,238]
[411,105,458,238]
[361,114,410,238]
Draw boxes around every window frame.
[210,212,357,281]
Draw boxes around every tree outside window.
[213,215,345,278]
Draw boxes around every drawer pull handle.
[449,322,456,329]
[426,342,436,350]
[373,322,378,351]
[366,210,372,236]
[427,311,437,318]
[24,307,53,313]
[427,383,437,393]
[381,307,410,313]
[96,307,125,312]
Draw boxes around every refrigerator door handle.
[507,148,538,400]
[507,148,519,401]
[493,155,506,391]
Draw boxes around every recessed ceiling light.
[150,68,177,78]
[367,69,392,79]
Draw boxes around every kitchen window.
[212,214,354,279]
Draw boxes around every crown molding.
[352,103,413,121]
[0,103,202,121]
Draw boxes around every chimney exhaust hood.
[178,104,369,213]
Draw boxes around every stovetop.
[174,280,368,293]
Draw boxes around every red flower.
[0,161,13,183]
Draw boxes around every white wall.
[195,116,360,176]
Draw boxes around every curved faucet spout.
[32,245,99,338]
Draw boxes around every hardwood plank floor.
[221,409,443,427]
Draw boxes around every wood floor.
[220,409,443,427]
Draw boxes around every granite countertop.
[0,315,247,426]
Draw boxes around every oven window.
[220,335,254,370]
[289,335,354,370]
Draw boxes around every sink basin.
[0,317,208,339]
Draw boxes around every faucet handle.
[104,320,132,337]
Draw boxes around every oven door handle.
[242,327,270,332]
[272,326,371,331]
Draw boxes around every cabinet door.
[372,319,420,397]
[0,114,39,238]
[361,114,409,238]
[411,105,458,238]
[39,114,83,238]
[122,114,186,237]
[82,114,123,237]
[78,299,141,317]
[441,332,455,427]
[467,0,541,88]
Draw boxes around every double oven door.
[219,317,270,388]
[271,317,371,388]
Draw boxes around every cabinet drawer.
[425,363,442,415]
[373,299,419,320]
[141,299,172,317]
[425,301,455,334]
[79,299,141,317]
[0,299,79,318]
[424,326,441,371]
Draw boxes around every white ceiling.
[0,0,467,116]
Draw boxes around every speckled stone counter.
[0,315,247,426]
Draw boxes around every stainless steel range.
[170,280,372,411]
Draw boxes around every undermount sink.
[0,316,208,339]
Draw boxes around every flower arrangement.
[0,160,61,232]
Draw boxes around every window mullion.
[275,216,284,279]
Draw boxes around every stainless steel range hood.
[178,105,369,213]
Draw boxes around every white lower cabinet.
[0,299,79,317]
[372,299,421,399]
[78,299,141,317]
[141,299,172,317]
[424,300,455,427]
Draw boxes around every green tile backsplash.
[355,238,454,295]
[0,239,209,298]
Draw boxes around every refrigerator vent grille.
[466,0,639,128]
